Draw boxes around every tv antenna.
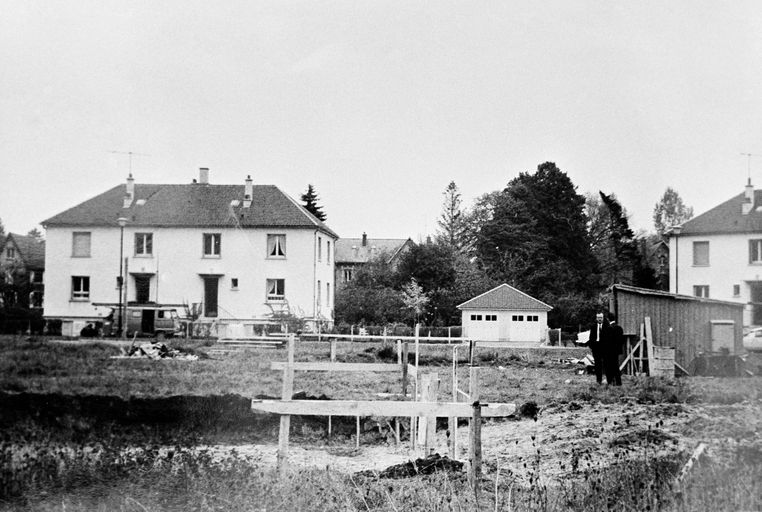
[108,150,151,175]
[741,152,758,182]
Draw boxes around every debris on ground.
[355,453,463,479]
[111,342,199,361]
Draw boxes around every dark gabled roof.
[611,284,744,308]
[457,284,552,311]
[4,233,45,269]
[41,183,338,238]
[675,189,762,236]
[335,238,413,264]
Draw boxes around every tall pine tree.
[301,184,327,221]
[435,181,467,251]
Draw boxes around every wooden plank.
[330,339,337,362]
[251,399,516,418]
[619,338,643,372]
[645,317,656,375]
[417,374,433,448]
[469,400,482,491]
[319,333,472,343]
[270,362,403,372]
[407,364,418,379]
[402,343,409,397]
[425,373,439,455]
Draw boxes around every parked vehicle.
[743,327,762,352]
[105,306,183,339]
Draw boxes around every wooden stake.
[356,416,360,449]
[396,339,402,364]
[469,400,482,491]
[417,374,432,449]
[426,373,439,455]
[402,343,409,397]
[449,345,458,458]
[330,338,336,362]
[277,334,295,474]
[415,323,420,370]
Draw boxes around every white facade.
[670,232,757,325]
[44,225,336,323]
[461,310,548,342]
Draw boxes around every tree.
[0,217,5,247]
[333,251,403,325]
[27,227,43,241]
[435,181,467,251]
[476,162,597,300]
[395,242,456,293]
[653,187,693,236]
[462,191,501,257]
[400,278,429,325]
[300,184,327,221]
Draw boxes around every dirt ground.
[195,387,762,483]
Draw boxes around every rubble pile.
[111,342,199,361]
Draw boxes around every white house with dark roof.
[668,179,762,326]
[41,169,337,330]
[334,233,414,285]
[457,284,552,342]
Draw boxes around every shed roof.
[42,183,338,238]
[611,284,745,308]
[457,284,552,311]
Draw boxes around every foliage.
[26,227,43,241]
[395,242,456,292]
[587,192,657,289]
[400,278,429,324]
[300,184,327,221]
[435,181,468,252]
[334,253,404,325]
[653,186,693,236]
[462,190,501,257]
[0,217,4,247]
[474,162,597,326]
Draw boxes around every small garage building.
[458,284,552,342]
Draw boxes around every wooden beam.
[270,362,403,372]
[469,400,482,491]
[645,316,655,376]
[251,399,516,418]
[277,334,295,473]
[619,338,643,372]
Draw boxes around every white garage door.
[466,312,500,341]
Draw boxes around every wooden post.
[396,339,402,364]
[448,326,452,344]
[356,416,361,449]
[468,365,481,490]
[328,416,332,438]
[417,374,432,450]
[277,334,295,473]
[426,373,439,455]
[645,316,655,376]
[402,343,409,397]
[415,323,420,370]
[468,339,476,365]
[351,325,354,343]
[395,418,400,446]
[449,345,458,458]
[330,338,337,362]
[383,326,388,345]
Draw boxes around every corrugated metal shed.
[610,284,744,367]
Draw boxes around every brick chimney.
[244,175,253,207]
[743,178,754,215]
[199,167,209,184]
[362,232,367,247]
[123,173,135,208]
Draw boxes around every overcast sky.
[2,1,761,240]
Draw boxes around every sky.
[2,1,762,241]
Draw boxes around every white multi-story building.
[42,169,337,330]
[668,179,762,326]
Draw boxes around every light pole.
[117,217,128,338]
[670,225,682,294]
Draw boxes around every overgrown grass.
[2,435,759,511]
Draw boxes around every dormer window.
[267,234,286,258]
[5,247,15,259]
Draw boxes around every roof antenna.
[741,152,758,184]
[109,150,151,175]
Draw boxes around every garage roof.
[457,284,552,311]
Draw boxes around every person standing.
[580,311,610,385]
[605,314,624,386]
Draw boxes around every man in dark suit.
[581,311,610,384]
[605,314,624,386]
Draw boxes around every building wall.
[461,310,548,342]
[44,226,335,322]
[670,232,758,324]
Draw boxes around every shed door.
[710,321,734,353]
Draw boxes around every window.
[231,278,239,290]
[72,232,91,257]
[317,280,322,305]
[694,285,709,298]
[470,314,483,321]
[31,270,44,284]
[318,236,322,262]
[531,315,539,322]
[5,247,15,258]
[157,310,165,319]
[750,239,762,264]
[692,241,709,266]
[512,315,524,321]
[267,279,285,301]
[327,282,330,307]
[343,268,353,282]
[203,233,221,257]
[135,233,153,256]
[476,315,482,321]
[485,315,497,321]
[71,276,90,300]
[327,241,331,264]
[267,234,286,258]
[733,284,740,297]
